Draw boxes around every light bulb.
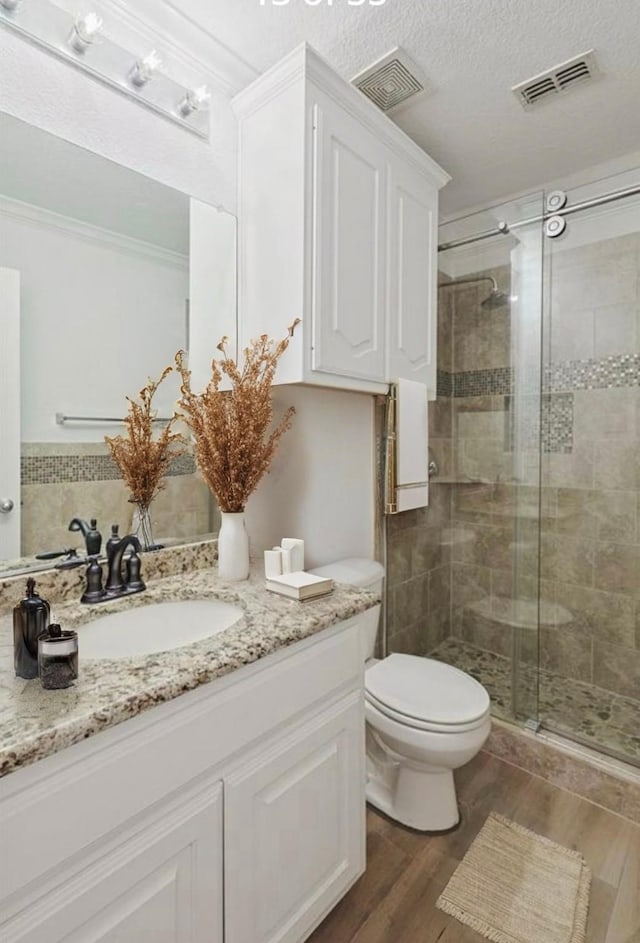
[69,11,103,53]
[179,84,211,117]
[130,49,162,87]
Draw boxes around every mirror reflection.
[0,112,236,576]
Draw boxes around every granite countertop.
[0,567,379,778]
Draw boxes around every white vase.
[217,511,250,581]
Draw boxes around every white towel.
[396,379,429,512]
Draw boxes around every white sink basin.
[79,600,243,659]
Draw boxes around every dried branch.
[175,326,296,513]
[105,366,186,509]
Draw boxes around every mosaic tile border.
[544,352,640,392]
[505,393,574,454]
[438,352,639,400]
[21,453,196,486]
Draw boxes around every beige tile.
[411,526,449,575]
[549,305,594,361]
[550,580,636,649]
[387,535,412,586]
[594,441,640,491]
[428,398,452,437]
[551,254,638,313]
[392,574,429,630]
[456,406,504,440]
[461,606,513,657]
[574,388,637,440]
[427,565,451,614]
[544,445,595,489]
[458,438,512,483]
[593,640,640,700]
[594,542,640,596]
[594,302,637,358]
[539,625,593,682]
[387,618,430,657]
[483,718,640,823]
[424,607,451,651]
[452,481,493,525]
[451,562,491,610]
[556,488,637,543]
[540,533,594,586]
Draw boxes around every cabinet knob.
[0,498,15,514]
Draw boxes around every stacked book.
[265,570,334,601]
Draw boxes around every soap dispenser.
[13,578,51,679]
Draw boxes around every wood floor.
[308,752,640,943]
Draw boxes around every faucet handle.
[125,548,145,592]
[81,556,106,604]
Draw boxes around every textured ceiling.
[174,0,640,214]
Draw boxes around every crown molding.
[233,43,450,190]
[0,194,188,269]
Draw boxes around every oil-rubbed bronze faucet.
[80,534,146,605]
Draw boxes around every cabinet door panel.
[387,161,438,390]
[3,779,223,943]
[311,93,386,381]
[225,694,364,943]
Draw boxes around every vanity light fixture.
[179,84,211,116]
[130,49,162,87]
[68,11,103,54]
[0,0,211,137]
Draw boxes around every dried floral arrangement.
[105,366,186,511]
[175,323,299,513]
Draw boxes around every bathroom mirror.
[0,111,236,577]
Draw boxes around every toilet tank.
[308,558,385,661]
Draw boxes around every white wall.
[189,199,237,392]
[0,201,188,442]
[244,385,376,569]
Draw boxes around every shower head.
[481,288,510,309]
[438,276,510,309]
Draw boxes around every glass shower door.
[397,192,546,728]
[539,170,640,765]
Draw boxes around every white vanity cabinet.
[233,44,449,398]
[0,614,367,943]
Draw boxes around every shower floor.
[428,638,640,766]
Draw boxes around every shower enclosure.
[384,170,640,767]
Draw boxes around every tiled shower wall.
[387,232,639,714]
[384,292,454,655]
[19,443,214,558]
[539,232,639,702]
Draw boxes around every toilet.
[310,558,491,832]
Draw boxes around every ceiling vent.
[512,50,599,108]
[352,47,426,113]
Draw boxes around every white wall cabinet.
[233,44,449,398]
[0,615,367,943]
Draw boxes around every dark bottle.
[13,578,51,679]
[86,518,102,556]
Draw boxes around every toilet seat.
[365,654,490,733]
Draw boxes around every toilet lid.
[366,654,490,727]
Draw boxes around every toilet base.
[366,763,460,832]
